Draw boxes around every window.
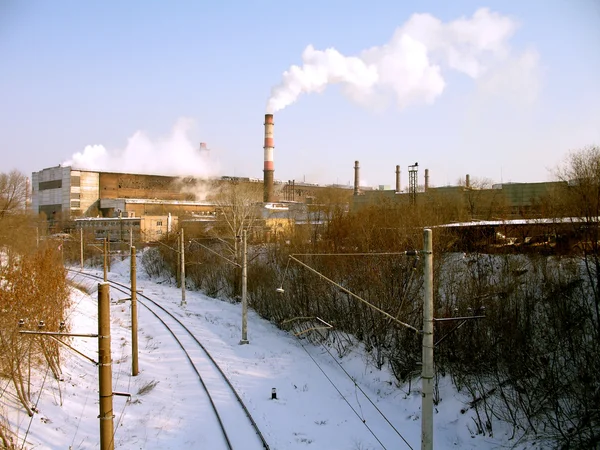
[39,180,62,190]
[156,220,163,226]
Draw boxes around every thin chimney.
[354,161,360,196]
[395,165,401,193]
[465,174,470,188]
[424,168,430,192]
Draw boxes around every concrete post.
[176,234,181,288]
[103,238,108,282]
[422,228,434,450]
[240,230,249,344]
[80,227,84,269]
[131,247,139,376]
[98,283,114,450]
[180,229,186,306]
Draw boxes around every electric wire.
[289,255,420,334]
[318,342,415,450]
[19,365,50,450]
[298,341,388,450]
[291,252,412,256]
[69,389,90,449]
[111,395,130,448]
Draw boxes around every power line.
[298,340,388,450]
[318,341,414,449]
[19,365,50,450]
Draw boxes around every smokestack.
[465,174,470,188]
[263,114,275,203]
[395,165,401,193]
[199,142,209,157]
[424,168,429,192]
[354,161,360,196]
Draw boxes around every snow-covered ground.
[4,256,539,449]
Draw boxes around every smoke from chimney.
[263,114,275,203]
[63,118,219,178]
[267,8,528,113]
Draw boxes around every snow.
[4,255,540,449]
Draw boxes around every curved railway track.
[67,269,270,450]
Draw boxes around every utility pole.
[98,283,115,450]
[240,230,249,344]
[180,228,186,306]
[80,227,84,269]
[129,227,133,248]
[103,238,108,282]
[176,234,181,288]
[107,233,111,273]
[421,228,434,450]
[131,246,139,376]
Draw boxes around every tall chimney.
[465,174,470,188]
[353,161,360,196]
[199,142,209,157]
[395,165,401,193]
[263,114,275,203]
[424,168,429,192]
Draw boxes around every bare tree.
[0,170,28,219]
[212,180,263,258]
[556,145,600,334]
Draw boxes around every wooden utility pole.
[421,228,434,450]
[80,227,84,269]
[131,247,139,376]
[240,230,249,344]
[180,229,186,306]
[98,283,114,450]
[103,238,108,282]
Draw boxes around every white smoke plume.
[63,118,220,178]
[267,8,535,112]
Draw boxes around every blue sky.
[2,0,599,188]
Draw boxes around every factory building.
[351,161,567,220]
[31,165,216,241]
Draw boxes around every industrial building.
[350,160,566,220]
[30,112,565,244]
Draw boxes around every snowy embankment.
[4,256,536,449]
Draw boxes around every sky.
[1,0,599,189]
[4,256,538,449]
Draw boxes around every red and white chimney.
[263,114,275,203]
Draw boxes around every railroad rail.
[67,269,270,450]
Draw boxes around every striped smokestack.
[263,113,275,203]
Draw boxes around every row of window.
[78,221,141,228]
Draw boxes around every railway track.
[67,269,270,450]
